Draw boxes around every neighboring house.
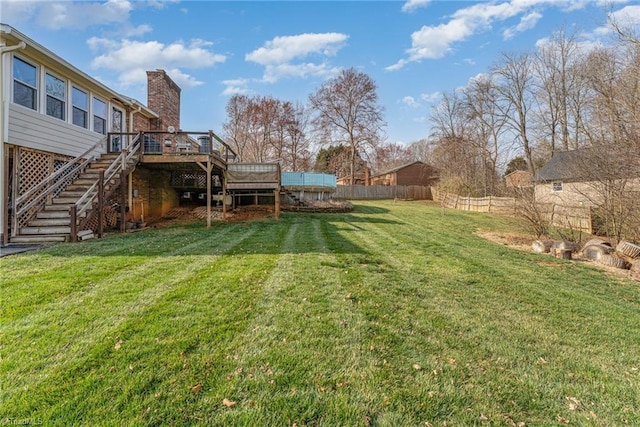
[504,170,533,188]
[532,148,640,206]
[336,167,370,186]
[370,161,438,187]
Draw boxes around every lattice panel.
[171,171,207,188]
[16,149,52,229]
[84,200,120,233]
[18,149,50,196]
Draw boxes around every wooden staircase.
[10,153,135,244]
[281,189,306,206]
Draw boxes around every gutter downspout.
[0,41,27,246]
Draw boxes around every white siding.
[8,103,106,158]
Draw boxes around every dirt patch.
[477,230,638,282]
[476,231,533,252]
[283,199,353,213]
[148,205,273,227]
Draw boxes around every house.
[0,24,169,243]
[504,170,533,188]
[336,167,370,186]
[532,148,640,206]
[369,161,438,187]
[1,23,274,245]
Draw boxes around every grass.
[1,200,639,426]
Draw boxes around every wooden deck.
[140,152,228,171]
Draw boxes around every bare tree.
[223,94,251,161]
[284,102,312,172]
[463,74,508,195]
[407,138,434,164]
[368,142,412,174]
[429,90,484,195]
[609,7,640,47]
[493,52,537,174]
[309,68,385,185]
[534,29,583,151]
[223,95,310,167]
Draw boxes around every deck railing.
[71,132,142,240]
[13,137,106,233]
[137,130,238,163]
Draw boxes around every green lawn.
[1,201,639,426]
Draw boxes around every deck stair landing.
[11,153,134,244]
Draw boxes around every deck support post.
[120,170,127,233]
[206,159,212,228]
[222,171,227,221]
[97,169,104,238]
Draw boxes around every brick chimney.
[146,70,181,131]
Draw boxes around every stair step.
[72,179,98,185]
[65,184,93,191]
[44,204,73,211]
[37,210,70,219]
[29,218,70,227]
[53,197,82,204]
[10,235,68,243]
[58,190,88,198]
[20,226,71,235]
[78,230,94,241]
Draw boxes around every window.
[93,98,107,134]
[13,57,37,110]
[552,181,563,192]
[110,107,124,151]
[72,87,88,128]
[45,73,66,120]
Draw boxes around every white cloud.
[0,0,39,25]
[246,33,348,82]
[0,0,174,31]
[608,4,640,28]
[402,96,421,108]
[123,24,153,38]
[387,0,581,70]
[402,0,431,13]
[503,11,543,39]
[262,62,342,83]
[89,38,226,88]
[420,91,441,104]
[246,33,347,65]
[222,79,252,96]
[35,0,134,30]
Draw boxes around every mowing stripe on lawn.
[0,226,259,412]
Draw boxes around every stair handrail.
[14,137,106,224]
[74,132,142,224]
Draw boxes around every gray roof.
[533,147,640,182]
[371,161,428,178]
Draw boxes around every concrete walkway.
[0,244,47,257]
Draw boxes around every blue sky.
[3,0,639,145]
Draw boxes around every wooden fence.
[334,185,432,200]
[432,189,592,233]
